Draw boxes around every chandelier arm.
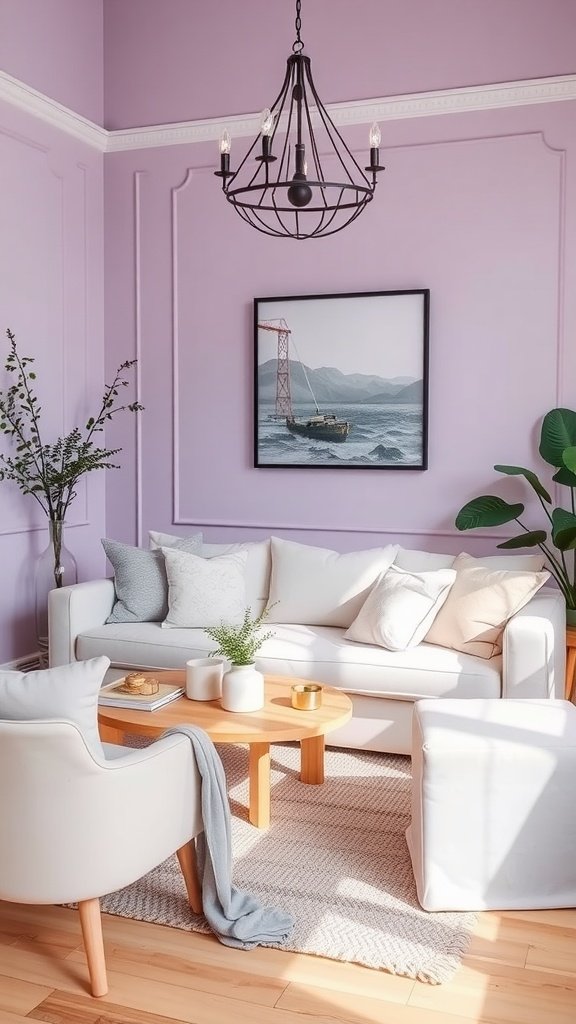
[226,60,293,191]
[304,64,374,186]
[277,76,296,185]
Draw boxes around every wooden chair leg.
[78,897,108,997]
[177,839,203,914]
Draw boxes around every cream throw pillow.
[265,537,399,628]
[424,554,550,659]
[162,547,248,628]
[345,566,456,651]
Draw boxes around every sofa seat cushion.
[76,622,501,701]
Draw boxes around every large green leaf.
[455,496,524,531]
[494,465,551,503]
[497,531,547,550]
[552,465,576,487]
[539,408,576,467]
[552,507,576,550]
[562,446,576,475]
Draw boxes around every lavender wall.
[2,1,576,662]
[102,1,576,558]
[0,0,104,124]
[0,2,106,663]
[104,0,576,129]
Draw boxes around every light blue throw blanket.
[163,725,293,949]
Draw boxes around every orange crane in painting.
[257,319,350,441]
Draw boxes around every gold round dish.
[291,682,323,711]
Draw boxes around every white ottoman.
[406,698,576,911]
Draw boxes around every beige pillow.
[424,554,550,659]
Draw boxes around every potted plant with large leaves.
[0,328,143,651]
[455,408,576,622]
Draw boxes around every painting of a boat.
[254,290,429,470]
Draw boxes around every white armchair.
[0,719,203,997]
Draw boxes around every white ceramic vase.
[221,663,265,713]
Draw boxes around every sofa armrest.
[48,579,115,667]
[502,587,566,699]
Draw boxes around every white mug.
[185,657,225,701]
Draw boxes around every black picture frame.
[253,289,429,470]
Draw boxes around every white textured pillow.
[148,529,203,551]
[0,656,110,757]
[345,566,456,651]
[266,537,399,628]
[162,547,248,628]
[201,540,271,617]
[424,554,550,658]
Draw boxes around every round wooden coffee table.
[98,672,352,829]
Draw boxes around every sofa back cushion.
[394,546,545,573]
[201,541,271,618]
[148,530,203,551]
[266,536,398,628]
[150,532,270,617]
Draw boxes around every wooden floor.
[0,901,575,1024]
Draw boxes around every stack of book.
[98,678,184,712]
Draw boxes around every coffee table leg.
[248,742,271,829]
[300,735,325,784]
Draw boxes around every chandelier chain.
[292,0,303,53]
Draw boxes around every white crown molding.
[1,69,575,154]
[0,70,108,150]
[107,74,576,152]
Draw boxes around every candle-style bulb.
[260,108,275,137]
[369,122,381,149]
[220,129,231,155]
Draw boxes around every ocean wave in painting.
[257,403,423,467]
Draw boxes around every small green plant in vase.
[205,606,276,713]
[455,407,576,623]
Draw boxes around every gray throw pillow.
[0,656,109,758]
[103,535,202,623]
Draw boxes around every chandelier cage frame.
[215,1,384,239]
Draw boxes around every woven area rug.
[100,743,477,984]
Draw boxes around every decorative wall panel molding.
[1,68,575,153]
[169,131,565,539]
[0,127,91,536]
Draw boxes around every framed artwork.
[254,289,429,470]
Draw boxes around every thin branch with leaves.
[0,328,143,586]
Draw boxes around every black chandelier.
[215,0,385,240]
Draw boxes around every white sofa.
[48,540,566,755]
